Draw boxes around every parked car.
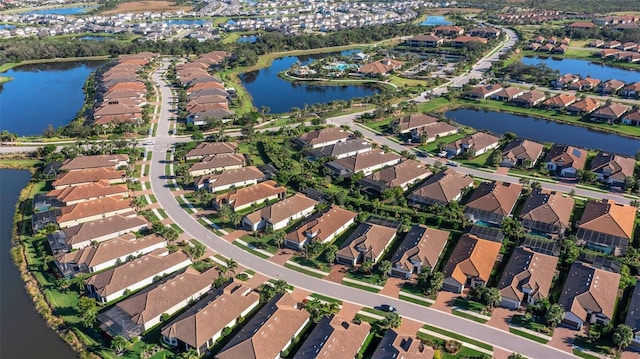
[446,161,459,167]
[379,304,397,313]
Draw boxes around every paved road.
[148,57,578,358]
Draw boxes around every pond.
[22,6,95,15]
[162,19,209,26]
[239,51,379,114]
[0,170,77,358]
[237,35,258,44]
[0,24,15,30]
[78,35,109,41]
[521,56,640,83]
[0,60,107,136]
[445,108,640,157]
[421,16,451,26]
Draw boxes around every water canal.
[521,56,640,82]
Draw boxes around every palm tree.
[179,348,199,359]
[377,260,392,280]
[224,258,238,277]
[324,244,338,264]
[382,312,402,329]
[273,231,286,249]
[110,335,129,354]
[190,242,206,262]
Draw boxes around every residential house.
[442,232,502,293]
[187,108,235,126]
[576,199,636,256]
[451,36,488,47]
[325,150,402,177]
[408,168,474,206]
[541,94,577,109]
[463,181,523,225]
[433,25,464,37]
[358,159,432,195]
[357,58,404,77]
[195,166,265,192]
[242,193,318,231]
[567,98,601,115]
[371,329,435,359]
[306,139,372,160]
[621,82,640,98]
[544,145,587,177]
[97,267,220,339]
[511,90,547,107]
[284,205,357,250]
[215,293,310,359]
[185,142,238,161]
[468,26,501,38]
[599,79,626,95]
[52,168,126,189]
[56,196,133,228]
[558,261,620,330]
[392,113,457,143]
[567,22,596,29]
[161,281,260,356]
[500,139,544,168]
[85,249,192,303]
[551,73,580,89]
[464,84,503,100]
[406,34,443,47]
[568,78,601,92]
[213,180,286,212]
[590,103,630,123]
[389,225,449,279]
[624,283,640,350]
[293,127,351,149]
[188,153,247,177]
[589,152,636,186]
[497,246,559,309]
[54,233,166,278]
[519,189,575,237]
[293,315,371,359]
[336,221,398,266]
[445,132,500,157]
[46,180,129,206]
[490,87,526,101]
[60,154,129,171]
[622,108,640,126]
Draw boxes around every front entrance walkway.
[379,277,405,299]
[269,249,293,265]
[548,326,577,354]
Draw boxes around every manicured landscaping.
[508,327,550,344]
[398,294,432,307]
[416,332,491,359]
[342,280,380,293]
[452,309,488,323]
[421,323,493,351]
[284,263,326,278]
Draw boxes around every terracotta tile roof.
[592,103,630,119]
[56,233,165,271]
[394,113,438,133]
[294,314,371,359]
[512,90,546,104]
[286,205,357,245]
[296,127,351,148]
[187,95,228,108]
[558,261,620,324]
[337,222,397,263]
[358,58,405,75]
[464,181,523,216]
[107,81,146,92]
[246,193,318,227]
[94,103,142,117]
[542,94,577,108]
[567,98,600,113]
[589,152,636,181]
[501,139,544,164]
[310,139,372,159]
[447,132,500,153]
[371,329,435,359]
[492,87,525,99]
[197,166,265,189]
[520,188,575,229]
[365,159,432,189]
[329,150,402,173]
[544,145,588,171]
[465,84,503,98]
[216,293,310,359]
[47,180,128,205]
[497,247,558,303]
[57,197,132,226]
[215,180,286,211]
[452,36,488,44]
[568,21,596,28]
[390,225,450,274]
[60,154,129,171]
[409,168,473,204]
[187,81,225,92]
[161,281,260,350]
[410,34,442,42]
[442,233,502,287]
[188,153,246,173]
[185,142,238,159]
[578,199,637,240]
[86,249,191,300]
[58,215,148,247]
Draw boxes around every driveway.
[549,326,577,354]
[487,307,514,331]
[431,291,458,313]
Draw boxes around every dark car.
[380,304,397,313]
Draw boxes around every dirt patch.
[101,1,192,15]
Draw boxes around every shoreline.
[0,55,111,75]
[0,2,97,15]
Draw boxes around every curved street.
[147,34,580,358]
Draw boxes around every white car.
[438,151,448,158]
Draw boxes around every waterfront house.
[621,82,640,98]
[558,261,620,330]
[590,103,630,123]
[294,315,371,359]
[624,283,640,350]
[213,180,286,212]
[465,84,503,100]
[544,145,587,177]
[497,246,559,309]
[567,98,601,115]
[519,188,574,237]
[599,79,626,95]
[98,267,220,340]
[541,94,578,109]
[215,293,310,359]
[445,132,500,157]
[60,154,129,172]
[622,108,640,126]
[576,199,636,256]
[551,73,579,89]
[392,113,458,142]
[389,225,449,279]
[336,221,398,266]
[358,159,432,195]
[52,168,126,189]
[46,180,129,206]
[325,150,402,177]
[510,90,546,107]
[408,168,474,206]
[589,152,636,186]
[500,138,544,168]
[463,181,523,225]
[442,231,502,293]
[451,36,488,47]
[185,142,238,160]
[284,205,357,250]
[357,58,405,77]
[293,127,351,149]
[188,153,246,177]
[433,25,464,37]
[242,193,318,232]
[406,34,443,47]
[187,108,235,126]
[490,87,526,101]
[85,249,192,303]
[56,196,133,228]
[568,77,601,92]
[371,330,435,359]
[55,233,166,277]
[195,166,265,192]
[161,281,260,356]
[306,138,372,160]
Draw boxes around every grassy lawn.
[421,323,493,351]
[0,158,42,169]
[342,280,380,293]
[284,263,325,278]
[573,349,601,359]
[288,256,331,272]
[344,271,385,286]
[509,327,549,344]
[417,130,471,153]
[418,97,457,113]
[510,315,553,336]
[452,309,488,323]
[453,297,489,314]
[573,336,615,357]
[364,118,394,134]
[232,240,271,259]
[416,332,491,359]
[309,293,343,305]
[398,294,432,307]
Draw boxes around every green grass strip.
[284,263,325,278]
[399,294,431,307]
[509,328,550,344]
[422,323,493,351]
[232,241,270,259]
[342,280,380,293]
[309,293,343,305]
[452,309,488,323]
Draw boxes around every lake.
[521,56,640,83]
[421,16,451,26]
[0,61,106,136]
[237,35,258,44]
[0,24,15,30]
[22,6,94,15]
[0,169,77,358]
[445,109,640,157]
[162,19,209,26]
[239,51,379,114]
